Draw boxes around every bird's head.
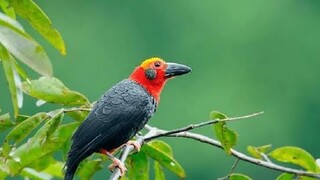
[129,57,192,101]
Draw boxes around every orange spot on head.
[140,57,166,69]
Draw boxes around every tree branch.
[165,131,320,178]
[107,112,320,179]
[109,127,159,180]
[145,111,263,141]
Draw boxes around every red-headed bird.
[64,58,191,179]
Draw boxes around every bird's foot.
[108,158,127,176]
[99,149,127,176]
[126,140,141,151]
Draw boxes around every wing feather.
[66,80,157,175]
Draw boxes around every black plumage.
[65,79,157,180]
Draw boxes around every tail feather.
[64,171,75,180]
[64,158,79,180]
[64,150,82,180]
[65,145,96,180]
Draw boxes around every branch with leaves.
[2,103,320,179]
[1,1,320,180]
[109,112,320,180]
[0,0,66,118]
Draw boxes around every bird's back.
[65,79,157,179]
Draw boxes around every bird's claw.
[108,158,127,176]
[126,140,141,151]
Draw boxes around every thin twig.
[261,153,273,163]
[63,107,92,113]
[218,158,240,180]
[229,159,240,175]
[145,111,263,141]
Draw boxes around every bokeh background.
[1,0,320,179]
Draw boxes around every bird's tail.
[64,152,82,180]
[64,171,75,180]
[64,136,96,180]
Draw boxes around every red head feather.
[129,57,168,101]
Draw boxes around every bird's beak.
[165,62,192,78]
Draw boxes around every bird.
[64,57,191,180]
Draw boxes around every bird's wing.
[67,80,156,170]
[72,97,149,149]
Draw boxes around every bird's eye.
[154,61,161,68]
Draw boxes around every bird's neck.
[129,67,166,102]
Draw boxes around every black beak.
[165,62,192,78]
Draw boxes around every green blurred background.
[1,0,320,179]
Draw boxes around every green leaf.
[4,112,47,145]
[34,109,64,144]
[78,159,103,180]
[119,176,129,180]
[276,173,313,180]
[145,141,170,180]
[22,77,90,106]
[16,114,30,123]
[154,161,166,180]
[229,173,252,180]
[247,144,272,159]
[256,144,272,153]
[0,11,22,30]
[0,12,52,76]
[148,140,173,157]
[247,146,262,159]
[5,122,79,175]
[8,0,66,55]
[13,59,28,80]
[127,152,149,180]
[142,141,186,178]
[42,161,64,178]
[212,112,238,155]
[0,44,19,117]
[1,138,11,158]
[1,112,46,159]
[210,111,228,120]
[66,109,90,122]
[0,113,15,132]
[27,153,55,171]
[300,176,318,180]
[20,167,52,180]
[269,146,318,172]
[276,173,295,180]
[0,0,15,19]
[0,169,8,180]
